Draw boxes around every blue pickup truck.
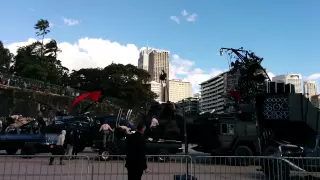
[0,128,58,155]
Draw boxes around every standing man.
[66,127,75,158]
[49,130,66,165]
[125,122,148,180]
[72,126,81,157]
[99,122,114,148]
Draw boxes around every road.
[0,147,317,180]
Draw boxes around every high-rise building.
[304,81,317,100]
[168,79,192,102]
[148,49,170,83]
[138,48,153,72]
[272,74,302,93]
[199,70,241,114]
[177,97,200,115]
[311,94,320,108]
[149,81,161,102]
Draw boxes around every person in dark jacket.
[125,122,148,180]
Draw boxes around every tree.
[10,19,69,85]
[0,41,13,73]
[68,64,157,111]
[34,19,50,58]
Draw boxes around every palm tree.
[34,19,50,58]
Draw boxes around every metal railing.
[1,155,320,180]
[0,72,86,98]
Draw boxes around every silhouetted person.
[36,112,46,133]
[125,122,148,180]
[50,130,66,165]
[66,127,75,157]
[72,127,81,157]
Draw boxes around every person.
[99,122,114,148]
[150,117,159,128]
[0,120,2,133]
[125,122,148,180]
[65,127,75,158]
[49,130,66,165]
[72,126,81,158]
[118,125,132,135]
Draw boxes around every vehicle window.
[221,123,235,135]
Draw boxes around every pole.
[183,99,189,176]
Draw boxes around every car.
[92,132,183,161]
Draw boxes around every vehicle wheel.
[21,144,36,159]
[232,145,253,166]
[6,148,19,155]
[99,149,111,161]
[261,146,290,180]
[157,149,169,162]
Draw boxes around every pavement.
[0,146,318,180]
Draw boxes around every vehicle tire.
[99,149,111,161]
[157,149,169,162]
[6,148,19,155]
[21,144,36,159]
[232,145,253,166]
[261,146,290,180]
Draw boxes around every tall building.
[168,79,192,102]
[311,94,320,108]
[304,81,317,100]
[199,70,241,114]
[148,49,170,83]
[272,74,302,93]
[177,97,200,115]
[138,48,153,72]
[149,81,161,102]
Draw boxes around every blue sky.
[0,0,319,92]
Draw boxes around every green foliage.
[68,64,158,111]
[1,19,157,112]
[0,41,13,73]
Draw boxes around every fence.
[0,72,86,98]
[0,155,320,180]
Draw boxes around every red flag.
[230,88,241,101]
[70,91,102,109]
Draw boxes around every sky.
[0,0,319,93]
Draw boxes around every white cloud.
[181,9,188,16]
[6,38,140,71]
[5,38,221,93]
[306,73,320,81]
[169,55,223,93]
[186,13,197,22]
[63,18,80,26]
[267,72,275,80]
[170,16,180,24]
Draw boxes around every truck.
[187,48,320,179]
[0,125,57,156]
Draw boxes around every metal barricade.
[3,154,320,180]
[0,155,91,180]
[91,155,193,180]
[192,156,320,180]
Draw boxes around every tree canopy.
[0,19,157,112]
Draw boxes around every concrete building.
[149,81,161,102]
[138,47,153,72]
[304,81,317,100]
[168,79,192,102]
[199,70,240,114]
[149,49,170,83]
[177,97,200,115]
[272,74,302,93]
[137,47,170,83]
[311,94,320,108]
